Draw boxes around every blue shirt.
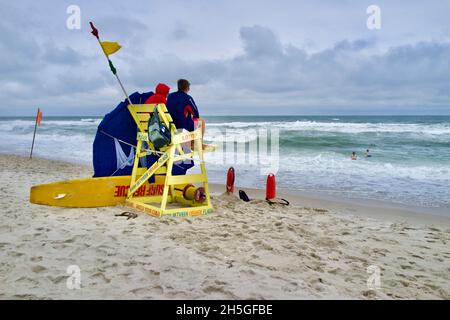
[166,91,200,132]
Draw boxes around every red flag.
[30,108,42,159]
[36,110,42,126]
[90,22,99,39]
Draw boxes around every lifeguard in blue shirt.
[166,79,205,135]
[166,79,206,175]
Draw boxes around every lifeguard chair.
[126,103,213,217]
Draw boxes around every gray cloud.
[42,44,85,65]
[1,1,450,115]
[239,25,283,58]
[116,24,450,115]
[171,22,190,41]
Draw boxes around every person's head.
[177,79,190,93]
[155,83,170,97]
[352,152,356,155]
[366,149,369,152]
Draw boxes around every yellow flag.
[100,41,121,56]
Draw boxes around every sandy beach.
[0,154,449,299]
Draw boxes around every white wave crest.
[207,120,450,135]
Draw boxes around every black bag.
[239,190,250,202]
[147,106,171,148]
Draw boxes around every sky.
[1,0,450,116]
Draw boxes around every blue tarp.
[93,91,153,177]
[92,91,194,178]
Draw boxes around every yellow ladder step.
[135,167,167,176]
[167,174,207,185]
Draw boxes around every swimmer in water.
[364,149,372,157]
[351,152,357,160]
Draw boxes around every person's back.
[166,79,199,132]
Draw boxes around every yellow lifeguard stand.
[125,103,213,217]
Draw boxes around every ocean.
[1,115,449,209]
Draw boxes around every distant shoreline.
[2,114,450,118]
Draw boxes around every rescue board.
[30,175,166,208]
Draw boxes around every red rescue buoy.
[194,187,206,203]
[266,173,276,200]
[226,167,235,194]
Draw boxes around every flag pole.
[30,108,40,159]
[89,22,133,106]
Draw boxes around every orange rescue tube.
[182,184,206,203]
[266,173,276,200]
[226,167,235,194]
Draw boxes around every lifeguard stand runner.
[126,103,213,217]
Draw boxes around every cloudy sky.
[1,0,450,116]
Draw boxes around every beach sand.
[0,154,449,299]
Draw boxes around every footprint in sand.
[310,252,322,260]
[202,285,235,299]
[91,272,111,284]
[130,287,154,295]
[30,256,43,262]
[148,270,160,276]
[31,265,47,273]
[8,251,24,257]
[47,275,66,284]
[328,268,342,275]
[240,268,256,276]
[362,290,377,298]
[16,276,39,286]
[64,237,76,244]
[400,265,413,270]
[413,245,431,250]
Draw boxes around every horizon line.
[1,114,450,117]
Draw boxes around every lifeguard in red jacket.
[145,83,170,104]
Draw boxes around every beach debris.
[266,198,290,206]
[115,211,138,220]
[226,260,235,268]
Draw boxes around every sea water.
[1,115,449,209]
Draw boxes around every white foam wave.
[0,130,93,165]
[81,118,101,123]
[1,117,449,208]
[0,119,100,132]
[207,121,450,135]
